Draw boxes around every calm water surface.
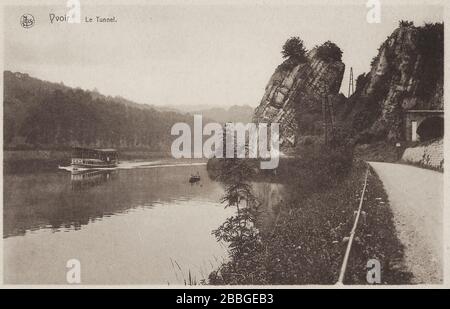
[4,164,235,284]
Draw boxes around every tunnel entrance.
[416,116,444,141]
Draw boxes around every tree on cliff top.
[399,20,414,27]
[281,37,307,63]
[316,41,343,62]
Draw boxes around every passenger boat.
[71,147,118,168]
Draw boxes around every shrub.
[355,73,367,92]
[370,55,379,67]
[316,41,343,62]
[399,20,414,27]
[416,22,444,100]
[288,143,354,194]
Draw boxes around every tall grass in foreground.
[169,255,227,285]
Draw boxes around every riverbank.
[3,149,205,174]
[209,159,412,285]
[3,149,172,161]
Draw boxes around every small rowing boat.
[189,173,201,183]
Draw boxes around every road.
[369,162,443,284]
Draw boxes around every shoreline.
[3,149,207,174]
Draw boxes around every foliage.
[292,143,354,192]
[281,37,308,63]
[351,101,381,137]
[3,71,194,150]
[399,20,414,27]
[353,141,404,163]
[212,158,261,257]
[416,22,444,100]
[350,53,391,141]
[370,55,379,67]
[355,73,367,92]
[210,159,412,284]
[316,41,343,62]
[297,113,322,136]
[351,22,444,143]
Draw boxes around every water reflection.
[3,165,224,238]
[71,170,115,191]
[4,165,235,284]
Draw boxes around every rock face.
[254,23,443,148]
[344,23,444,141]
[253,48,345,149]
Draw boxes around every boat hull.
[189,176,201,183]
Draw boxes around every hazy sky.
[4,2,443,107]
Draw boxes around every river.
[3,163,236,285]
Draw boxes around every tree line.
[4,71,194,151]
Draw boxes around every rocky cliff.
[342,22,444,142]
[253,45,345,149]
[254,22,443,148]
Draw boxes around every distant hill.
[3,71,194,151]
[165,104,254,124]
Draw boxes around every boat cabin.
[72,147,118,168]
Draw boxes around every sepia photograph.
[0,0,447,289]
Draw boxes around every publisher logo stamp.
[20,13,35,28]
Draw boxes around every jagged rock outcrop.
[254,23,443,149]
[344,23,443,141]
[253,48,345,149]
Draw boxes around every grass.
[344,164,412,284]
[170,258,201,285]
[208,154,412,285]
[169,256,227,285]
[353,138,444,172]
[354,141,402,163]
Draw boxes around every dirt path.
[368,162,443,284]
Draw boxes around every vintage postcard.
[0,0,448,289]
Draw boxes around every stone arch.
[416,116,444,141]
[405,110,444,141]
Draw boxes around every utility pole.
[348,67,354,98]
